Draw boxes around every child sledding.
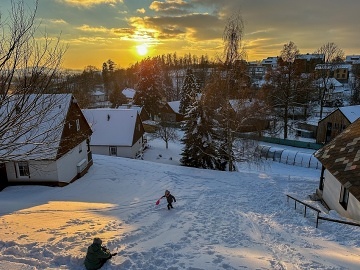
[156,190,176,210]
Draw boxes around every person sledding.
[84,237,117,270]
[160,189,176,210]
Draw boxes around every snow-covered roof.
[317,78,343,88]
[168,101,180,114]
[82,108,138,146]
[0,94,72,160]
[339,105,360,123]
[118,104,143,113]
[122,88,136,99]
[91,90,105,96]
[296,53,324,61]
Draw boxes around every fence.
[287,195,360,228]
[257,145,321,169]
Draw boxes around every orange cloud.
[58,0,123,7]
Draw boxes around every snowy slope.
[0,138,359,269]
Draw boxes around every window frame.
[17,161,30,178]
[339,185,349,210]
[109,146,117,156]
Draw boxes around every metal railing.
[286,194,360,228]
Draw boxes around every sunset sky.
[3,0,359,70]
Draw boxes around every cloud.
[150,0,194,15]
[57,0,123,8]
[49,19,68,25]
[76,24,110,33]
[136,13,223,41]
[136,8,146,14]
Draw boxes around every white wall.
[6,160,58,183]
[323,170,360,221]
[56,140,89,183]
[6,140,89,184]
[91,138,143,159]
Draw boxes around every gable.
[315,118,360,200]
[57,99,93,159]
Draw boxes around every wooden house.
[160,101,184,123]
[316,105,360,144]
[82,108,146,159]
[0,94,93,189]
[314,118,360,221]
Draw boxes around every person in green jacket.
[84,237,117,270]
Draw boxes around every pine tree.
[179,69,199,115]
[180,95,220,169]
[134,58,165,120]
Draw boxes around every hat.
[93,237,102,245]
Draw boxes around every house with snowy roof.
[160,101,184,122]
[122,88,136,103]
[314,118,360,221]
[0,94,93,189]
[316,105,360,144]
[82,108,145,159]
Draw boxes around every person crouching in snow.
[84,237,117,270]
[162,190,176,210]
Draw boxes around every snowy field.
[0,137,360,269]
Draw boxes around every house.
[317,78,345,106]
[160,101,184,123]
[261,57,278,69]
[82,108,146,158]
[0,94,93,189]
[229,99,270,133]
[314,118,360,221]
[89,87,111,108]
[294,53,323,74]
[122,88,136,103]
[316,105,360,144]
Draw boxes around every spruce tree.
[180,96,220,169]
[179,69,199,115]
[134,58,165,120]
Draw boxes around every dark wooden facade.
[316,109,350,144]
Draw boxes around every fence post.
[316,213,319,228]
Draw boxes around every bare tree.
[152,122,179,149]
[314,42,345,118]
[0,0,67,161]
[265,41,303,139]
[218,11,248,171]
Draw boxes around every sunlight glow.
[136,44,148,56]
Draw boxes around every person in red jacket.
[161,190,176,210]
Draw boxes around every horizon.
[2,0,359,70]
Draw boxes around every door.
[325,122,332,143]
[0,163,8,191]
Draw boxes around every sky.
[0,137,360,269]
[1,0,360,70]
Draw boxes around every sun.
[136,44,148,56]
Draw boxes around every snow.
[0,137,360,269]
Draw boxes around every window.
[18,161,30,177]
[79,143,82,153]
[109,146,117,156]
[339,186,349,210]
[76,119,80,131]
